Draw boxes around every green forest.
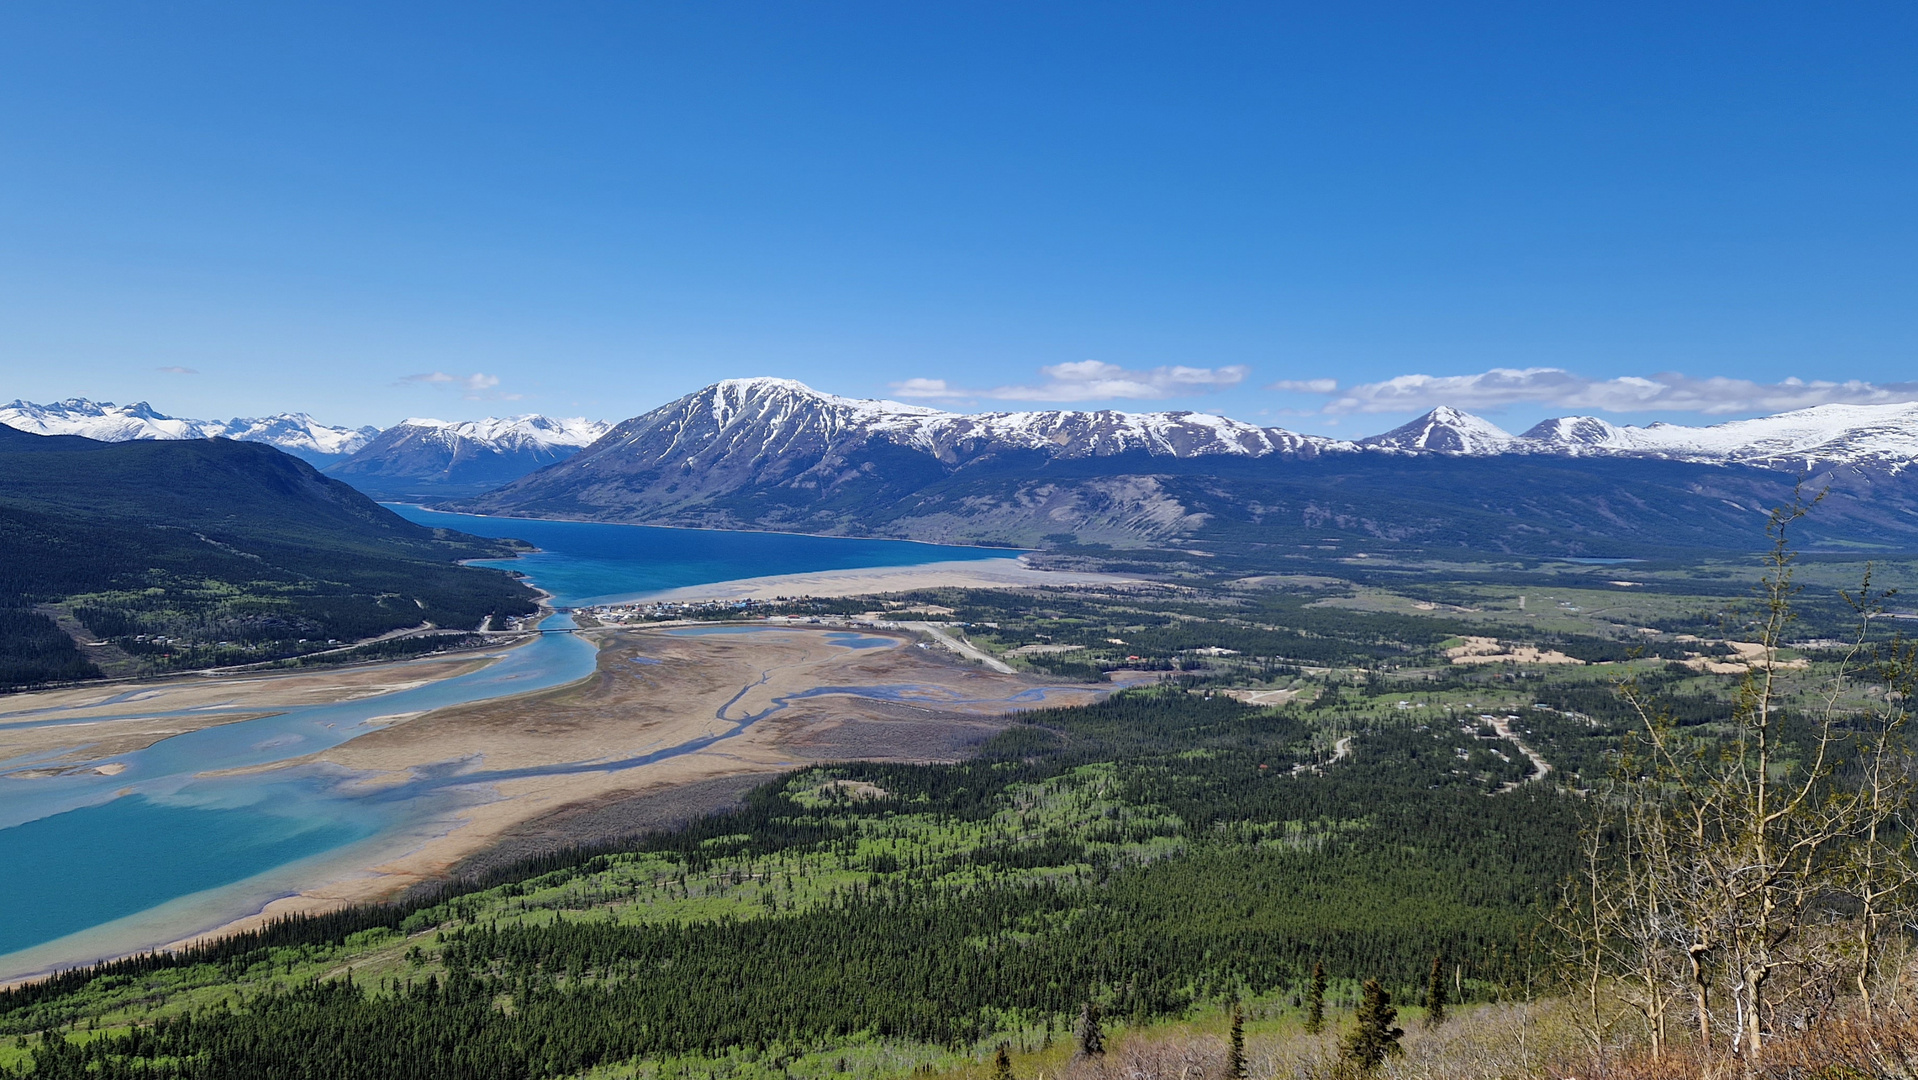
[0,430,539,689]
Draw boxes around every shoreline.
[1,615,1102,985]
[388,502,1037,554]
[623,556,1140,604]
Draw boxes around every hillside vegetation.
[0,428,539,688]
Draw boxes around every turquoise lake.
[0,516,1019,975]
[387,506,1021,606]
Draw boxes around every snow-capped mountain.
[217,414,380,462]
[465,377,1356,522]
[1359,406,1515,455]
[1330,402,1918,473]
[1515,402,1918,473]
[457,379,1918,549]
[382,414,610,452]
[323,414,612,496]
[612,377,1353,463]
[0,398,220,442]
[0,398,378,464]
[460,377,1356,538]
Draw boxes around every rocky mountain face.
[0,399,378,465]
[455,379,1918,554]
[322,415,612,498]
[456,379,1344,540]
[1358,406,1515,454]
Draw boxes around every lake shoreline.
[2,621,1107,987]
[625,556,1140,604]
[390,502,1034,553]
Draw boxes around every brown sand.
[632,557,1139,603]
[168,626,1105,948]
[0,655,499,769]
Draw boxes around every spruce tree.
[1341,980,1404,1074]
[991,1044,1014,1080]
[1304,962,1326,1034]
[1227,1004,1247,1080]
[1422,955,1448,1028]
[1076,1002,1105,1058]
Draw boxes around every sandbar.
[0,654,502,770]
[164,626,1106,952]
[630,557,1138,604]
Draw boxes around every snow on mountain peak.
[0,398,378,460]
[0,398,209,441]
[393,414,611,449]
[630,380,1350,461]
[1505,400,1918,470]
[1360,407,1514,454]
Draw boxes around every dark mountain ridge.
[0,427,539,689]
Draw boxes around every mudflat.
[0,654,499,768]
[172,626,1105,946]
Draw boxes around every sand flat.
[167,626,1106,950]
[631,557,1139,603]
[0,655,503,770]
[0,654,500,723]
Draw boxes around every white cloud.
[893,361,1248,404]
[1267,378,1338,393]
[888,377,971,401]
[1288,367,1918,416]
[400,371,508,400]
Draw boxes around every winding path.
[1487,715,1552,793]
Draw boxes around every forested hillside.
[0,427,540,688]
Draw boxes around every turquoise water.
[0,520,1023,976]
[0,795,375,956]
[0,615,599,970]
[389,506,1020,606]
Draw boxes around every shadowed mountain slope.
[0,426,538,689]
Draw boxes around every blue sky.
[1,2,1914,437]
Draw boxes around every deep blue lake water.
[387,507,1020,606]
[0,518,1019,975]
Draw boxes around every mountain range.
[10,382,1918,554]
[322,415,611,498]
[0,399,610,490]
[0,398,380,466]
[456,379,1918,554]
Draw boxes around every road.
[1487,714,1553,792]
[1292,734,1353,776]
[907,622,1017,673]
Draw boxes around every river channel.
[0,515,1015,980]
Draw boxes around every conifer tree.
[1304,962,1326,1034]
[1422,954,1447,1028]
[991,1044,1014,1080]
[1076,1002,1105,1058]
[1341,980,1403,1074]
[1227,1003,1247,1080]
